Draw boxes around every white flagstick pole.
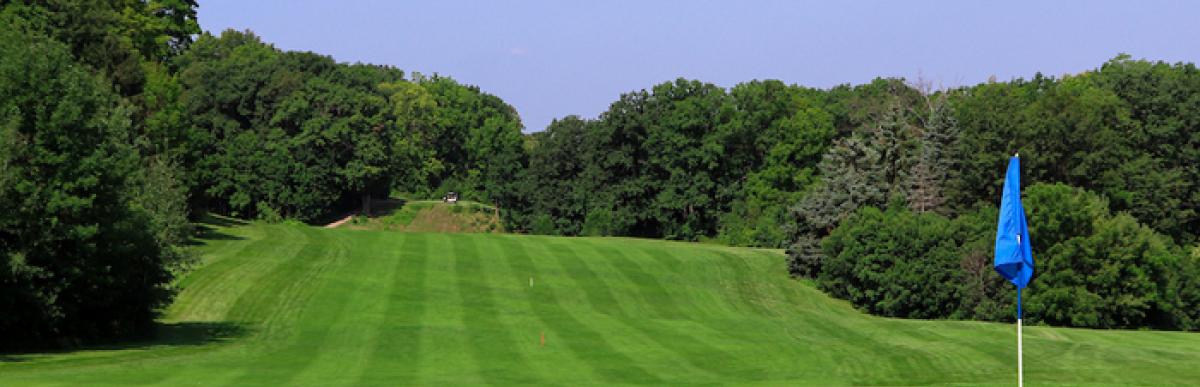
[1018,318,1023,387]
[1017,287,1023,387]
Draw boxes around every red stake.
[540,331,545,347]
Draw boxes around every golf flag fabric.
[995,154,1032,387]
[994,155,1034,291]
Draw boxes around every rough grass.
[357,200,502,233]
[2,220,1198,385]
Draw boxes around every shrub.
[582,208,616,237]
[819,206,961,318]
[530,214,556,235]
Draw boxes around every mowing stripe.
[141,225,323,386]
[583,241,685,320]
[222,227,346,385]
[357,232,430,385]
[494,235,664,384]
[451,235,542,385]
[287,230,397,386]
[707,249,778,317]
[8,226,1200,386]
[544,238,765,382]
[628,244,801,379]
[410,233,482,384]
[169,225,295,323]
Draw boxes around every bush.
[949,205,1014,321]
[1023,183,1108,253]
[1028,213,1179,328]
[581,208,617,237]
[719,201,790,248]
[819,206,962,318]
[530,214,556,235]
[786,233,824,278]
[1020,184,1182,329]
[1161,247,1200,329]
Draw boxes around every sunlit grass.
[2,221,1197,385]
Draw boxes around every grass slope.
[2,221,1198,386]
[352,200,503,233]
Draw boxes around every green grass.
[381,200,437,226]
[2,221,1199,386]
[369,200,501,233]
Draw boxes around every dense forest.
[2,0,1198,349]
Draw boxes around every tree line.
[171,30,524,221]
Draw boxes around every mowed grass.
[2,222,1199,386]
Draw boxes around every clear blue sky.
[198,0,1199,132]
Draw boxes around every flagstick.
[1018,318,1023,387]
[1017,287,1023,387]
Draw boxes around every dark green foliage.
[1028,213,1172,328]
[785,86,955,276]
[415,75,526,207]
[2,0,199,95]
[819,206,962,318]
[778,58,1199,330]
[173,31,487,222]
[949,205,1012,321]
[1022,182,1108,253]
[1090,56,1200,243]
[1162,247,1200,330]
[1022,183,1180,329]
[816,182,1194,330]
[0,26,181,348]
[528,214,556,235]
[946,60,1198,244]
[517,116,593,235]
[513,79,835,243]
[718,80,834,247]
[581,208,619,237]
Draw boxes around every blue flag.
[994,155,1034,291]
[995,155,1034,383]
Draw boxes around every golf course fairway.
[2,220,1198,386]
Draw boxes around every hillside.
[1,220,1198,385]
[336,200,504,233]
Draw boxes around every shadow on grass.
[0,321,248,363]
[184,215,247,246]
[149,321,249,347]
[365,198,408,218]
[191,224,244,241]
[199,215,249,228]
[306,198,410,226]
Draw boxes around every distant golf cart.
[443,191,459,204]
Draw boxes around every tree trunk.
[362,192,371,216]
